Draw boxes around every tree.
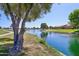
[0,26,1,29]
[41,23,48,29]
[69,9,79,28]
[49,26,53,29]
[0,3,52,55]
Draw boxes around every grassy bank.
[44,29,79,34]
[35,36,64,56]
[23,33,63,56]
[0,29,10,35]
[0,33,13,56]
[0,32,62,56]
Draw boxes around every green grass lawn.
[44,29,79,33]
[0,29,10,35]
[0,38,13,55]
[0,31,13,56]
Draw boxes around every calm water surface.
[26,29,79,56]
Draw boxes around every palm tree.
[0,3,52,55]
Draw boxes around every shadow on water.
[69,34,79,56]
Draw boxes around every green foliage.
[41,32,48,38]
[41,23,48,29]
[0,4,52,22]
[72,30,79,34]
[69,9,79,28]
[39,39,46,45]
[35,36,47,46]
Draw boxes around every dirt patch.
[23,33,62,56]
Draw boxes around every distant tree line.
[40,23,74,29]
[49,25,74,29]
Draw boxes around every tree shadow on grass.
[0,38,13,56]
[0,38,13,42]
[0,38,25,56]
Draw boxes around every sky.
[0,3,79,28]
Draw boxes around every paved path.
[0,32,13,37]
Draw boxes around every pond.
[26,29,79,56]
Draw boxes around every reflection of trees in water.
[49,32,52,35]
[69,34,79,56]
[40,32,48,39]
[32,29,35,33]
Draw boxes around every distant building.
[60,24,73,29]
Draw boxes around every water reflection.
[40,32,48,39]
[48,32,52,35]
[69,34,79,56]
[26,29,79,56]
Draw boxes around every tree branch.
[16,4,21,30]
[6,3,15,24]
[19,3,34,34]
